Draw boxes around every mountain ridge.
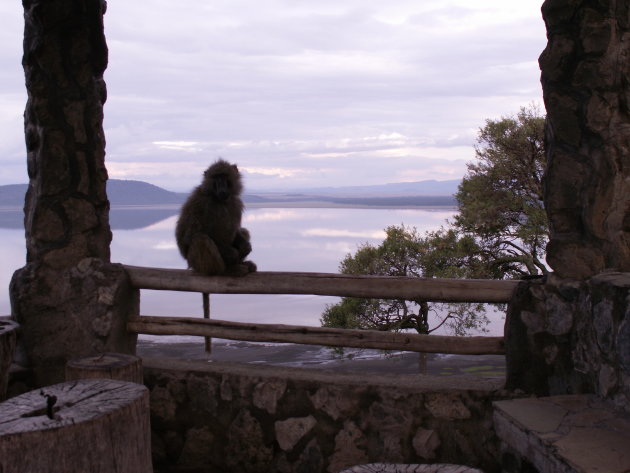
[249,179,460,196]
[0,178,459,207]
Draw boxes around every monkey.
[175,159,257,276]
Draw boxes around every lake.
[0,205,505,336]
[1,205,510,373]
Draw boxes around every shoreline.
[104,202,456,210]
[136,340,506,377]
[245,202,456,210]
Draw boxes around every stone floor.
[493,395,630,473]
[339,464,483,472]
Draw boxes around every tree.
[454,105,547,277]
[321,104,547,336]
[321,225,494,336]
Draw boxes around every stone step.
[493,395,630,473]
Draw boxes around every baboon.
[176,159,257,276]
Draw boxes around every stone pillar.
[21,0,112,266]
[10,0,137,386]
[539,0,630,279]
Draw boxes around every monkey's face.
[210,173,232,202]
[201,160,243,201]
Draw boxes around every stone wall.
[144,358,511,473]
[10,258,138,385]
[505,272,630,411]
[540,0,630,279]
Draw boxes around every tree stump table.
[0,379,152,473]
[66,352,143,383]
[340,464,483,473]
[0,318,18,400]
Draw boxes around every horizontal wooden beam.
[123,265,520,303]
[127,315,505,355]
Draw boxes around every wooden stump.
[0,379,152,473]
[66,352,143,383]
[339,464,483,473]
[0,319,18,400]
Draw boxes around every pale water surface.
[0,206,505,340]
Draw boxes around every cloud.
[153,141,204,153]
[241,166,309,179]
[0,0,546,190]
[301,228,386,239]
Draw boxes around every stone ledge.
[493,395,630,473]
[143,356,505,392]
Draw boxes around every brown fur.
[175,159,256,276]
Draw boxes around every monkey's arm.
[233,227,252,259]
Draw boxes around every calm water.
[0,206,504,336]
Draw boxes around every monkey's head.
[202,159,243,202]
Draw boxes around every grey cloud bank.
[0,1,545,192]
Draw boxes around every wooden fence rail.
[123,266,520,303]
[123,266,519,356]
[127,316,505,355]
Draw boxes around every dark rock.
[618,318,630,374]
[541,0,630,279]
[10,259,138,386]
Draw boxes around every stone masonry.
[144,358,513,473]
[505,272,630,411]
[540,0,630,279]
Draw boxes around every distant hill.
[0,184,28,207]
[0,180,187,207]
[0,178,459,208]
[319,195,456,206]
[245,194,456,207]
[255,179,461,196]
[106,179,186,205]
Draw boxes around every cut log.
[0,319,18,400]
[65,352,143,384]
[0,379,152,473]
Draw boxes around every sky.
[0,1,546,192]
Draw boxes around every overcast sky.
[0,1,546,192]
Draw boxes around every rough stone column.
[539,0,630,279]
[10,0,137,386]
[21,0,112,265]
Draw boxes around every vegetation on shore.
[321,105,548,336]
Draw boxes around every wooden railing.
[124,265,521,356]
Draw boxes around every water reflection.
[109,206,180,229]
[243,209,303,223]
[0,205,182,231]
[107,207,459,330]
[0,209,22,229]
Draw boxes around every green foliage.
[455,104,548,276]
[322,104,548,336]
[321,225,491,335]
